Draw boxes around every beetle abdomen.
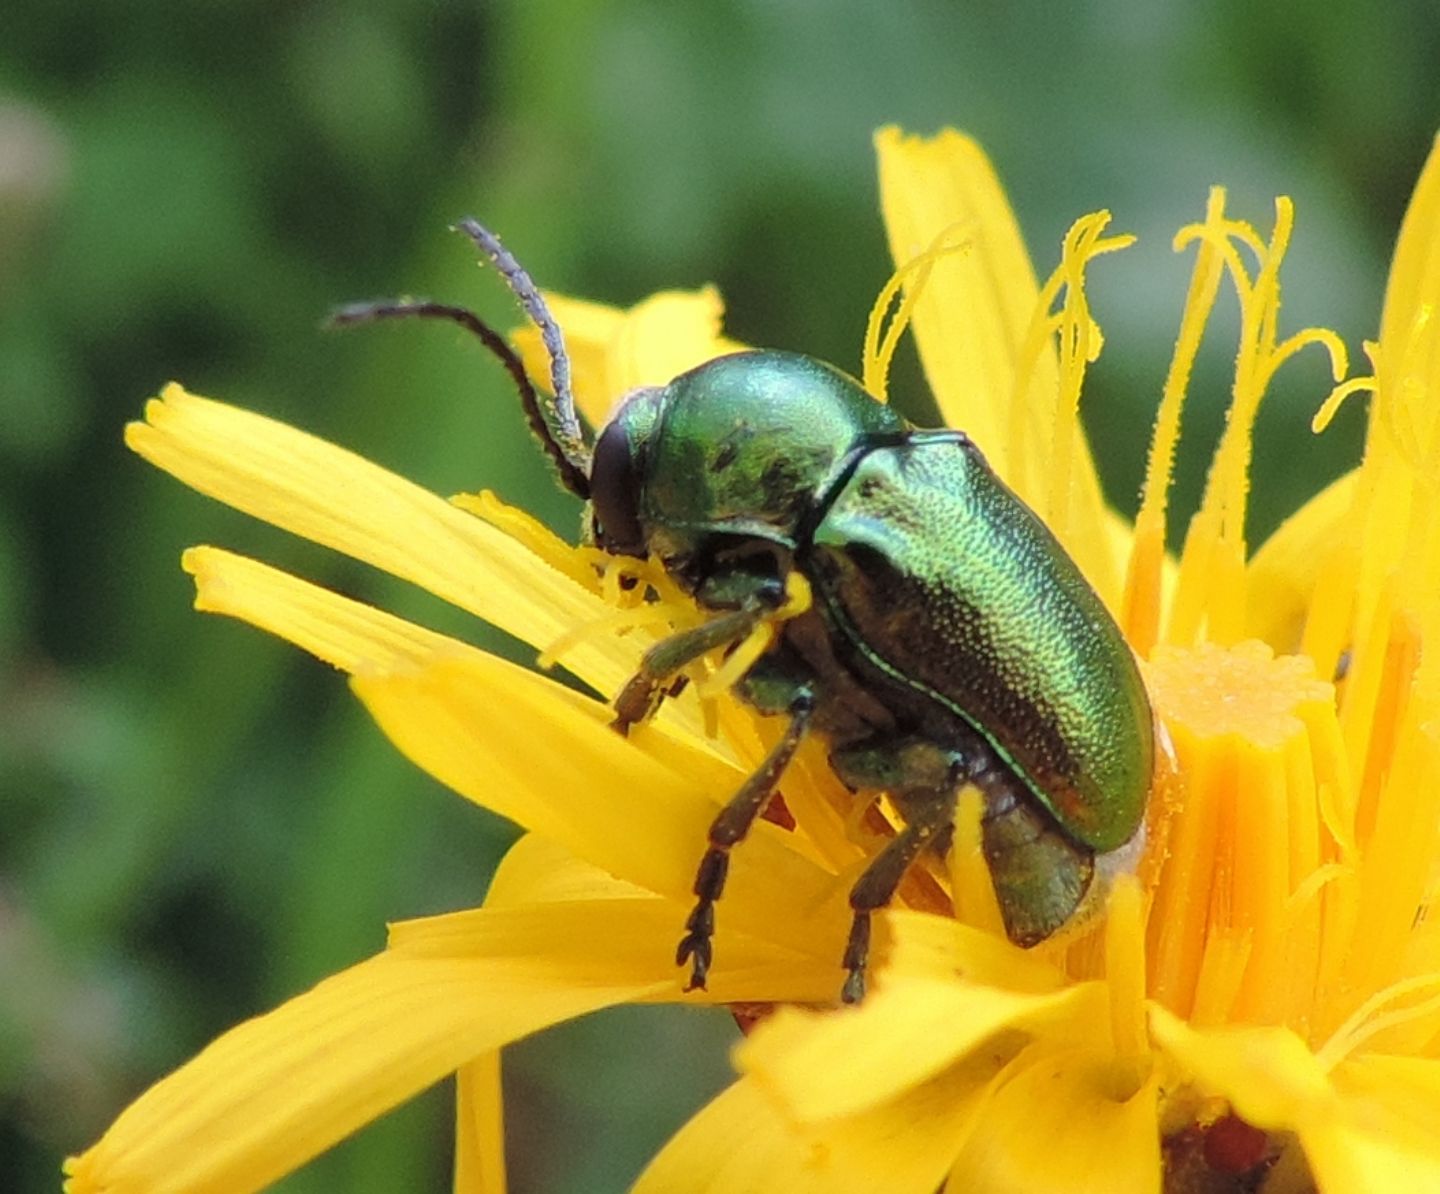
[805,431,1152,852]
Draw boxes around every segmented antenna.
[327,219,594,499]
[453,219,592,492]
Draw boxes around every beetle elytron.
[336,220,1155,1003]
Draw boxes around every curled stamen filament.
[696,572,815,700]
[538,602,688,670]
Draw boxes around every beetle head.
[333,227,904,605]
[610,351,905,593]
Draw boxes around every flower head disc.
[70,128,1440,1193]
[1145,641,1344,1030]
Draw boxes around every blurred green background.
[2,2,1437,1190]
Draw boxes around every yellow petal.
[512,288,742,428]
[351,653,843,965]
[183,547,828,960]
[1153,1013,1440,1191]
[874,126,1044,460]
[180,545,838,984]
[949,1044,1161,1194]
[184,545,460,674]
[388,897,835,1007]
[482,836,851,1009]
[1342,133,1440,782]
[65,935,665,1194]
[1375,133,1440,418]
[453,1054,505,1194]
[881,908,1067,994]
[384,899,681,975]
[1244,470,1358,655]
[484,832,657,908]
[735,975,1098,1122]
[873,126,1121,604]
[127,385,632,696]
[511,292,626,427]
[185,541,708,747]
[1307,1054,1440,1193]
[636,1054,1003,1194]
[1147,1006,1330,1129]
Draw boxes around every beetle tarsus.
[839,784,960,1002]
[678,901,715,990]
[841,911,871,1004]
[678,702,812,993]
[678,850,725,990]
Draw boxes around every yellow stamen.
[1009,212,1134,539]
[696,622,776,700]
[1307,371,1370,437]
[1315,972,1440,1071]
[1163,197,1352,648]
[695,571,813,699]
[1280,862,1348,929]
[862,224,973,401]
[1124,188,1228,653]
[595,555,672,609]
[537,603,681,672]
[530,540,717,675]
[452,489,602,593]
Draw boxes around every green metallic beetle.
[336,219,1155,1004]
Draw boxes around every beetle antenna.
[452,218,593,486]
[328,295,591,500]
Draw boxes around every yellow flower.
[67,126,1440,1193]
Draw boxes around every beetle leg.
[612,607,764,733]
[830,737,964,795]
[678,695,814,992]
[841,785,958,1004]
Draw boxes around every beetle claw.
[678,933,711,990]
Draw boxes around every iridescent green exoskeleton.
[336,220,1155,1004]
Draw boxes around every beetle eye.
[590,418,645,555]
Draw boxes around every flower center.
[1142,640,1344,1035]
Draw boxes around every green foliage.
[1,1,1436,1190]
